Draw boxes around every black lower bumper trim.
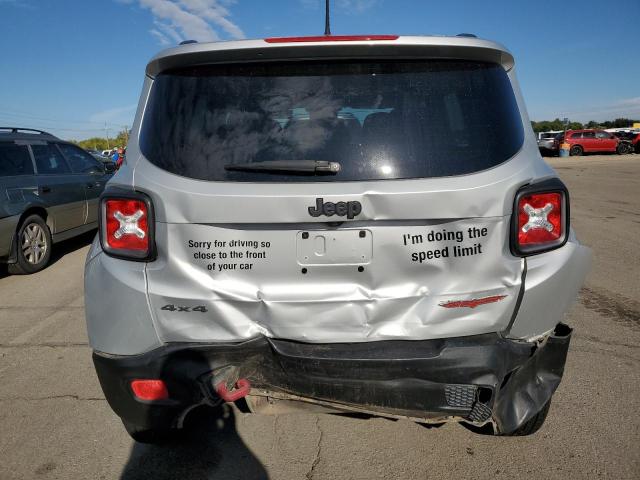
[92,323,572,434]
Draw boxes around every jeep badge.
[308,198,362,219]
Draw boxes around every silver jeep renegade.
[84,34,592,442]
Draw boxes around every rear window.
[0,143,34,177]
[140,60,524,182]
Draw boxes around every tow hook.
[215,378,251,402]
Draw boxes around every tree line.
[531,117,639,133]
[69,129,129,151]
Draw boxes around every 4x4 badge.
[308,198,362,219]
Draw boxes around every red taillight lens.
[518,192,563,245]
[511,180,569,256]
[130,379,169,401]
[99,193,155,260]
[105,199,149,251]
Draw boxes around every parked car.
[537,131,561,153]
[89,152,117,173]
[0,127,111,273]
[85,35,591,443]
[613,131,639,154]
[553,129,624,155]
[632,133,640,153]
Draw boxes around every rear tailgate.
[134,42,542,343]
[141,168,529,343]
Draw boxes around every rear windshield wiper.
[224,160,341,175]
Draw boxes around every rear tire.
[569,145,583,156]
[499,400,551,436]
[8,215,52,275]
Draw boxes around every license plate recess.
[296,229,372,266]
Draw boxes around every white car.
[84,34,591,443]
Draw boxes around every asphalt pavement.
[0,154,638,480]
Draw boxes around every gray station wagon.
[84,35,592,443]
[0,128,110,274]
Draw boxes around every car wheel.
[569,145,583,156]
[616,143,629,155]
[122,420,182,444]
[499,400,551,436]
[8,215,52,275]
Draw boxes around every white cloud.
[122,0,244,45]
[150,28,171,45]
[336,0,380,13]
[153,18,184,43]
[0,0,33,8]
[300,0,380,13]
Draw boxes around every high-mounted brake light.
[264,35,399,43]
[511,179,569,256]
[99,192,155,261]
[131,379,169,401]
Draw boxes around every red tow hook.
[215,378,251,402]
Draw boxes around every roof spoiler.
[145,36,515,78]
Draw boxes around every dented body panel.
[85,35,591,435]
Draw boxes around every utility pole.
[324,0,331,35]
[104,122,110,149]
[123,125,129,145]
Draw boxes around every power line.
[0,119,117,134]
[0,110,122,129]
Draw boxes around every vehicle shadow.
[120,405,269,480]
[0,229,96,279]
[47,229,97,267]
[116,347,269,480]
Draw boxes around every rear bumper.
[93,322,572,434]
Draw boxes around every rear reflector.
[131,379,169,401]
[439,295,507,309]
[264,35,399,43]
[511,179,569,256]
[99,192,155,261]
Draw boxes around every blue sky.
[0,0,638,140]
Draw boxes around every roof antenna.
[324,0,331,35]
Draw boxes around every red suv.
[554,129,622,156]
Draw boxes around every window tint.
[140,60,524,182]
[57,143,103,173]
[31,144,71,174]
[569,132,582,139]
[595,131,610,139]
[0,142,34,176]
[582,131,595,138]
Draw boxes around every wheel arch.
[569,143,583,154]
[7,206,51,264]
